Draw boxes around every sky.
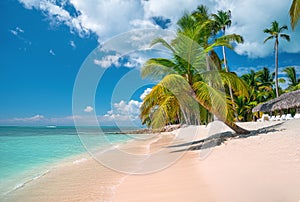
[0,0,300,126]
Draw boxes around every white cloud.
[70,0,146,40]
[18,0,300,58]
[18,0,90,37]
[124,54,147,68]
[113,100,141,116]
[84,106,94,112]
[0,115,89,126]
[16,27,24,33]
[10,26,25,36]
[70,40,76,48]
[10,30,18,36]
[94,54,121,68]
[206,0,297,58]
[49,49,55,56]
[140,87,152,100]
[102,88,152,124]
[103,100,142,123]
[142,0,200,28]
[14,114,44,122]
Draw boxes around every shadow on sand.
[169,122,285,153]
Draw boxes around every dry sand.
[3,119,300,202]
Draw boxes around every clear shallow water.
[0,126,133,196]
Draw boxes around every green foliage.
[140,4,299,132]
[140,6,249,132]
[283,66,300,91]
[290,0,300,30]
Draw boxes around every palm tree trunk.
[222,46,228,71]
[191,91,250,134]
[206,53,218,122]
[222,28,238,121]
[275,38,279,97]
[223,119,250,134]
[206,53,211,71]
[222,45,238,121]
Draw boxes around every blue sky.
[0,0,299,126]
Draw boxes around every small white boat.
[46,125,57,128]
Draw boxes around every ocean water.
[0,126,133,196]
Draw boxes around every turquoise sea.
[0,126,134,196]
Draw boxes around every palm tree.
[283,66,300,90]
[212,10,243,120]
[140,21,250,134]
[191,6,244,72]
[264,21,290,97]
[212,10,232,71]
[290,0,300,30]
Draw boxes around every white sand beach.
[4,119,300,202]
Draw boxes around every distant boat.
[46,125,57,128]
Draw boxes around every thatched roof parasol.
[252,90,300,113]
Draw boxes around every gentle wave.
[4,169,50,195]
[73,157,88,164]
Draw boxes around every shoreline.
[3,120,300,201]
[1,151,91,197]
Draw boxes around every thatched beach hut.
[252,90,300,113]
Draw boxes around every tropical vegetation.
[290,0,300,30]
[283,66,300,91]
[139,4,299,133]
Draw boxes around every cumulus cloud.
[140,87,152,100]
[123,53,148,68]
[113,100,141,116]
[18,0,300,58]
[102,87,153,124]
[213,0,296,58]
[94,54,121,68]
[102,99,142,124]
[84,106,94,112]
[18,0,90,37]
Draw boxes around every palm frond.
[192,81,234,121]
[280,34,291,41]
[279,25,288,32]
[205,39,233,52]
[263,28,273,34]
[160,74,201,123]
[219,71,249,97]
[263,35,274,43]
[218,34,244,44]
[283,66,297,86]
[172,32,207,75]
[290,0,300,30]
[201,71,249,97]
[150,37,175,53]
[141,58,177,80]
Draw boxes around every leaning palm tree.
[290,0,300,30]
[264,21,290,97]
[141,27,250,134]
